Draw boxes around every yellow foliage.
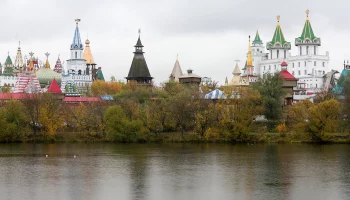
[91,80,122,96]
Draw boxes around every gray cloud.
[0,0,348,85]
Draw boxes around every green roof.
[296,17,319,42]
[5,55,12,65]
[267,21,290,49]
[97,69,105,81]
[252,30,262,44]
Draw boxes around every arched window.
[314,46,316,55]
[300,46,302,55]
[277,50,279,58]
[306,46,309,55]
[75,52,77,59]
[284,50,286,58]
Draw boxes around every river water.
[0,143,349,200]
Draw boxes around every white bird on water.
[46,155,48,158]
[74,155,76,158]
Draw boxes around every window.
[314,46,316,55]
[75,52,77,59]
[304,70,307,75]
[298,62,300,67]
[271,51,272,59]
[310,84,313,88]
[323,71,325,74]
[284,50,286,58]
[264,66,265,71]
[257,48,259,52]
[274,65,276,70]
[300,46,302,55]
[316,84,318,88]
[314,61,316,66]
[269,65,271,70]
[305,61,307,66]
[323,62,325,67]
[306,46,309,55]
[277,50,279,58]
[298,70,301,75]
[292,71,295,75]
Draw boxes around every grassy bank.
[7,131,350,144]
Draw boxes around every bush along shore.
[1,73,350,144]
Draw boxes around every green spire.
[97,68,105,81]
[296,10,320,43]
[252,30,262,45]
[267,16,291,49]
[5,54,12,65]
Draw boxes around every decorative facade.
[61,19,92,94]
[258,10,329,92]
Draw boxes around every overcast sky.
[1,0,349,85]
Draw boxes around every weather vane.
[306,9,310,18]
[277,15,280,22]
[138,28,141,36]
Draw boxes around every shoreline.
[1,132,349,144]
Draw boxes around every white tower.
[251,30,265,76]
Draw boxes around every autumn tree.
[91,80,122,96]
[308,99,341,141]
[287,100,313,132]
[216,88,263,141]
[39,93,63,136]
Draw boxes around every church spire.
[295,10,320,45]
[83,39,96,65]
[71,19,83,50]
[126,30,153,85]
[44,52,50,69]
[169,55,183,82]
[14,41,24,71]
[252,30,263,45]
[247,36,253,67]
[267,15,291,50]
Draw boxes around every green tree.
[255,72,285,120]
[0,100,27,142]
[287,100,313,132]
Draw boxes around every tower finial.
[45,52,50,59]
[75,18,81,27]
[138,28,141,36]
[306,9,310,20]
[277,15,280,24]
[176,54,179,61]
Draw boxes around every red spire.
[48,79,62,94]
[281,61,288,67]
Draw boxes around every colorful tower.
[83,39,104,81]
[295,9,320,56]
[169,55,183,82]
[266,15,291,60]
[61,19,92,94]
[36,52,62,88]
[126,31,153,85]
[53,56,63,73]
[14,42,25,73]
[241,36,258,84]
[4,53,14,75]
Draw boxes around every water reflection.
[0,144,349,200]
